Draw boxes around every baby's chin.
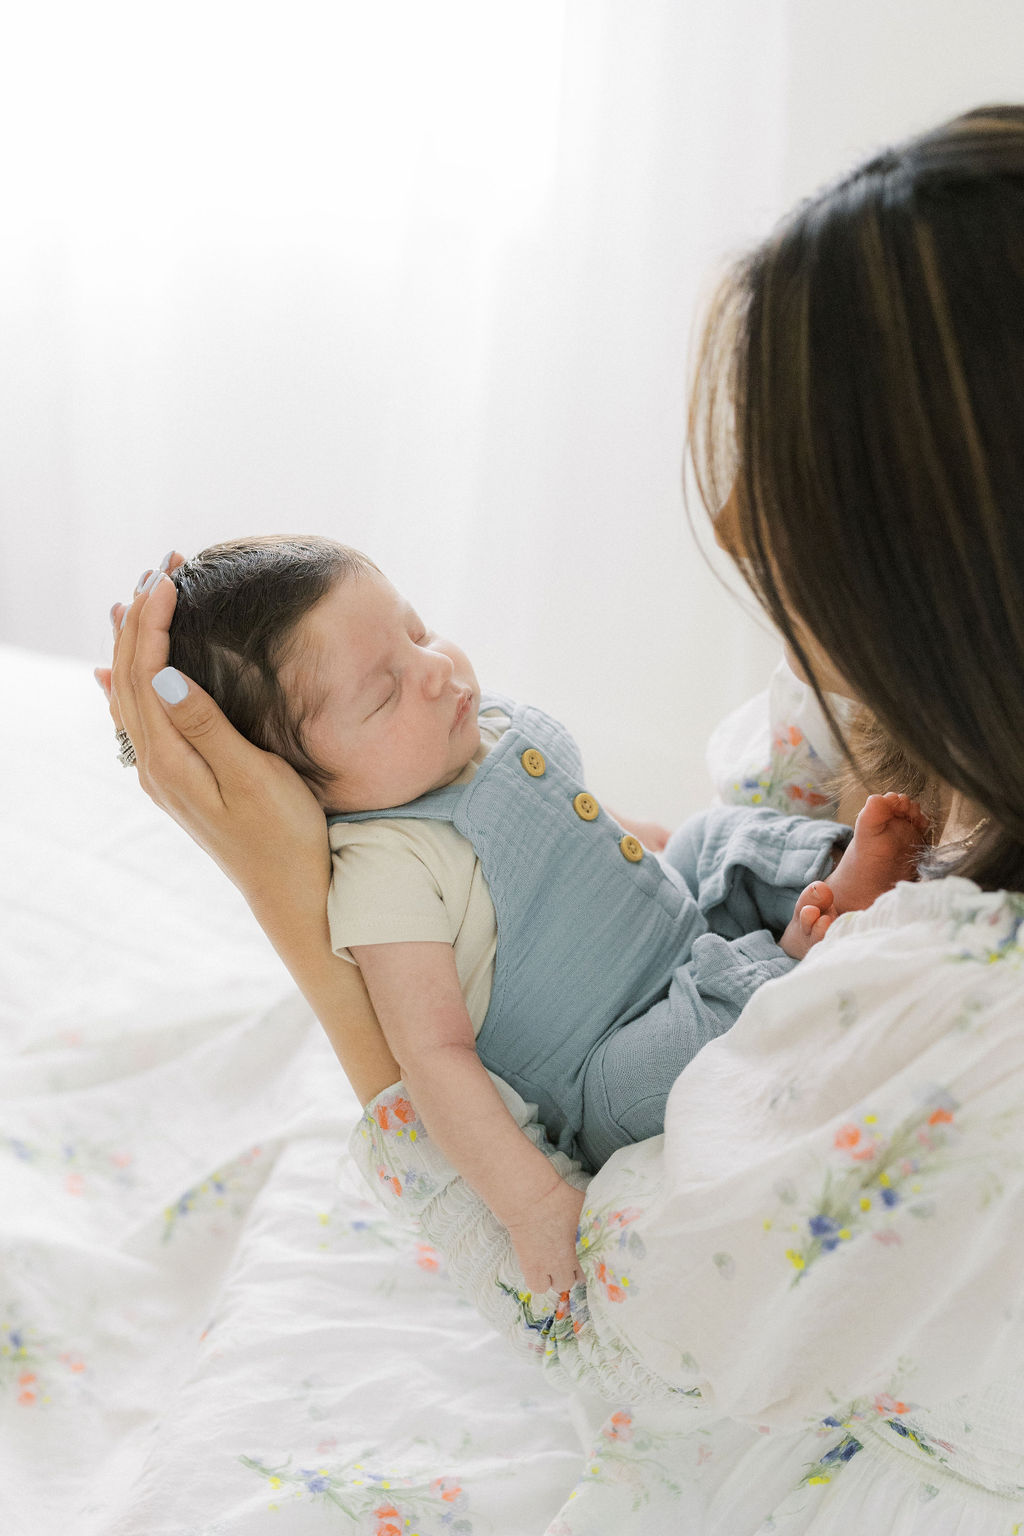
[318,733,484,817]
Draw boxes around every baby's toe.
[799,903,822,934]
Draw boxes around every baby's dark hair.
[168,535,378,793]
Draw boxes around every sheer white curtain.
[3,1,1023,818]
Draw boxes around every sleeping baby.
[167,535,928,1293]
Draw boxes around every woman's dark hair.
[689,104,1024,891]
[168,535,377,793]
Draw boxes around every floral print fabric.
[1,647,589,1535]
[707,657,857,818]
[350,877,1024,1532]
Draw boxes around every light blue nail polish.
[152,666,188,704]
[136,569,153,593]
[141,569,162,594]
[120,610,128,630]
[158,550,174,571]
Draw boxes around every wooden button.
[521,748,546,777]
[619,834,644,863]
[573,792,599,821]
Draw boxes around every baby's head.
[169,536,481,813]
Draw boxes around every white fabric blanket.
[0,645,600,1535]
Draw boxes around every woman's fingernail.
[158,550,175,572]
[136,569,153,593]
[152,666,188,704]
[141,569,162,594]
[120,610,128,630]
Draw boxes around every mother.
[103,106,1024,1530]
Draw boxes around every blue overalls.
[329,694,847,1170]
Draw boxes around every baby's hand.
[504,1177,586,1295]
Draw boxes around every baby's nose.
[422,648,454,696]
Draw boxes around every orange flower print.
[429,1475,462,1502]
[928,1107,954,1126]
[415,1242,440,1272]
[371,1092,420,1135]
[17,1371,37,1406]
[874,1392,908,1415]
[603,1410,633,1443]
[604,1207,643,1230]
[834,1122,877,1161]
[595,1262,626,1303]
[773,726,805,751]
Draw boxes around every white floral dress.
[350,877,1024,1534]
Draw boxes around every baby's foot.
[829,792,929,915]
[780,880,838,959]
[780,794,929,960]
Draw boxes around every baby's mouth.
[452,689,471,730]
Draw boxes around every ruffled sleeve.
[708,656,857,818]
[349,1078,685,1405]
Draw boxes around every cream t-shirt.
[326,710,510,1036]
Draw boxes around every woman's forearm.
[247,872,400,1106]
[101,574,400,1107]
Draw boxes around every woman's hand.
[96,557,401,1104]
[98,558,330,908]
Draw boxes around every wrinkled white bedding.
[0,646,600,1535]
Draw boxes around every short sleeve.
[327,820,452,956]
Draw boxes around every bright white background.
[3,0,1023,821]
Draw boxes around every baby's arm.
[351,940,584,1293]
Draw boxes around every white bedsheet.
[0,646,603,1535]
